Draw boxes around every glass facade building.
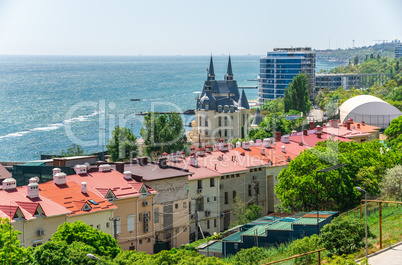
[396,44,402,59]
[258,47,316,105]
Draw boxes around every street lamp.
[316,163,347,235]
[356,186,368,260]
[87,253,101,265]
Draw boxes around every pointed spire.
[251,108,263,126]
[225,55,233,80]
[238,89,250,109]
[207,55,215,81]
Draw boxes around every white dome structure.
[340,95,401,129]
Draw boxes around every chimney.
[330,119,338,128]
[274,131,281,142]
[190,146,195,155]
[357,124,361,129]
[74,164,87,174]
[242,141,250,150]
[346,122,351,130]
[53,172,66,185]
[281,145,286,152]
[213,145,218,151]
[2,178,17,190]
[115,162,125,173]
[218,139,224,150]
[53,167,61,176]
[317,132,322,139]
[362,121,365,126]
[138,157,148,166]
[180,151,185,158]
[236,141,241,148]
[132,174,143,182]
[161,152,168,158]
[123,171,132,180]
[255,139,262,146]
[263,138,271,148]
[228,143,233,150]
[222,143,229,152]
[281,135,289,144]
[81,182,87,193]
[99,164,111,172]
[190,155,198,167]
[309,121,314,130]
[27,182,39,198]
[159,158,168,169]
[249,140,255,146]
[303,129,308,136]
[291,130,297,136]
[197,148,206,156]
[261,148,265,155]
[205,145,211,153]
[315,126,323,134]
[170,153,179,162]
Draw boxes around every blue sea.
[0,55,345,162]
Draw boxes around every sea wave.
[0,111,100,141]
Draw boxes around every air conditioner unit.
[144,228,149,232]
[220,213,225,218]
[145,218,150,223]
[37,229,46,236]
[144,223,149,228]
[219,184,224,189]
[197,188,203,193]
[143,201,149,206]
[205,210,211,216]
[144,212,150,218]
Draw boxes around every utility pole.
[109,217,120,240]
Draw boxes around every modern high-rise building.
[396,44,402,59]
[258,47,316,105]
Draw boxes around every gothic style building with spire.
[188,56,251,144]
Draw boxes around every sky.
[0,0,401,56]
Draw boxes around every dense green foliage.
[140,112,187,156]
[51,221,120,258]
[275,139,401,212]
[106,126,138,161]
[320,216,375,256]
[384,115,402,152]
[231,197,262,228]
[231,247,269,265]
[380,165,402,201]
[60,144,85,157]
[283,74,312,114]
[0,218,32,265]
[288,234,320,264]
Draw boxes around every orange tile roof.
[39,180,117,216]
[66,169,156,199]
[0,186,70,221]
[233,145,296,166]
[350,122,381,133]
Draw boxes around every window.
[197,180,202,189]
[210,178,215,187]
[214,219,217,227]
[224,116,228,126]
[154,208,159,223]
[139,213,142,223]
[207,197,210,202]
[183,202,187,208]
[97,224,101,230]
[256,183,260,195]
[127,215,135,232]
[199,116,202,126]
[175,203,179,209]
[225,192,228,204]
[218,130,222,137]
[233,191,237,202]
[231,116,234,126]
[225,129,227,137]
[205,118,208,127]
[32,241,43,248]
[183,226,187,232]
[139,239,143,245]
[248,185,252,196]
[218,117,222,126]
[176,228,180,234]
[214,197,217,201]
[207,220,210,229]
[106,222,110,228]
[116,219,121,234]
[147,238,151,243]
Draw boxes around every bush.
[288,234,320,264]
[232,247,269,265]
[320,216,375,256]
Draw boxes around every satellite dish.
[34,176,40,182]
[85,162,90,170]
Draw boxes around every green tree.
[232,247,269,265]
[353,56,359,66]
[0,218,32,265]
[283,74,312,114]
[106,126,138,161]
[140,112,187,156]
[380,165,402,200]
[51,221,121,258]
[60,144,85,157]
[320,216,375,256]
[260,98,284,114]
[231,197,262,227]
[384,115,402,151]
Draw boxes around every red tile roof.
[66,169,156,199]
[0,186,70,221]
[0,164,12,180]
[39,180,117,216]
[233,145,297,166]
